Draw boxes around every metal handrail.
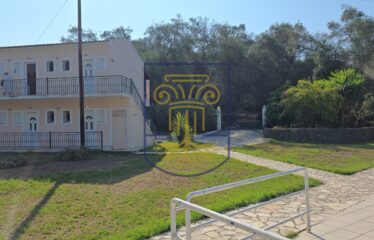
[183,167,311,240]
[0,75,132,97]
[0,131,103,150]
[171,198,289,240]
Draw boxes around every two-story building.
[0,39,151,150]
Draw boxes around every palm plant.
[170,111,194,147]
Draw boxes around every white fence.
[170,167,311,240]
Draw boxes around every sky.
[1,0,374,47]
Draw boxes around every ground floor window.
[46,110,55,124]
[14,112,21,125]
[0,112,7,126]
[63,110,71,124]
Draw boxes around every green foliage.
[279,80,343,127]
[179,111,193,148]
[56,148,89,162]
[61,6,374,117]
[328,68,367,126]
[267,68,371,128]
[233,140,374,175]
[0,155,27,169]
[170,112,193,146]
[328,6,374,72]
[0,152,320,239]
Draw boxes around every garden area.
[0,151,320,240]
[233,140,374,175]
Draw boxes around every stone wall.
[263,127,374,144]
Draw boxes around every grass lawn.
[233,140,374,175]
[0,151,320,240]
[146,140,213,152]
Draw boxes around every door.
[25,112,37,132]
[112,109,127,150]
[27,64,36,95]
[85,110,94,132]
[25,112,38,148]
[84,61,95,94]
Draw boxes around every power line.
[35,0,68,43]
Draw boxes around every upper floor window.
[13,62,22,74]
[0,112,7,126]
[46,60,54,72]
[0,62,6,75]
[62,60,70,72]
[96,57,105,71]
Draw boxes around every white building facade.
[0,39,151,150]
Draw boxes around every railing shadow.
[10,182,60,240]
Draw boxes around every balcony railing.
[2,75,133,98]
[1,75,146,116]
[0,131,103,150]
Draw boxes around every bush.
[266,68,371,128]
[0,155,28,169]
[56,148,89,161]
[279,80,343,127]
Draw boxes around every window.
[62,110,71,124]
[0,62,5,75]
[13,62,22,74]
[62,60,70,72]
[96,109,105,124]
[46,111,55,124]
[96,57,105,71]
[14,112,21,125]
[0,112,7,126]
[46,60,54,72]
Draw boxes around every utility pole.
[78,0,85,148]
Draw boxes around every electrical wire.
[35,0,68,43]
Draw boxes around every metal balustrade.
[1,75,132,97]
[0,74,147,123]
[171,198,289,240]
[0,131,103,150]
[171,167,311,240]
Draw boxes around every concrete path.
[150,148,374,240]
[197,130,267,147]
[297,194,374,240]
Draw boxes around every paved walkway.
[150,148,374,240]
[297,194,374,240]
[197,130,267,147]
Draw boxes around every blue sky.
[1,0,374,46]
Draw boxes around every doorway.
[25,112,38,132]
[84,60,95,93]
[112,109,127,150]
[26,63,36,95]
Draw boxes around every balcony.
[0,75,144,110]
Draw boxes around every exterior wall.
[0,96,141,150]
[108,40,145,98]
[0,40,144,100]
[0,40,149,151]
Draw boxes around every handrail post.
[185,196,192,240]
[49,131,52,149]
[100,131,103,150]
[170,199,178,240]
[46,78,49,95]
[304,169,312,232]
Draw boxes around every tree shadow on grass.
[1,151,164,239]
[10,182,60,240]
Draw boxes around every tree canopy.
[60,6,374,125]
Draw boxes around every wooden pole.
[78,0,85,148]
